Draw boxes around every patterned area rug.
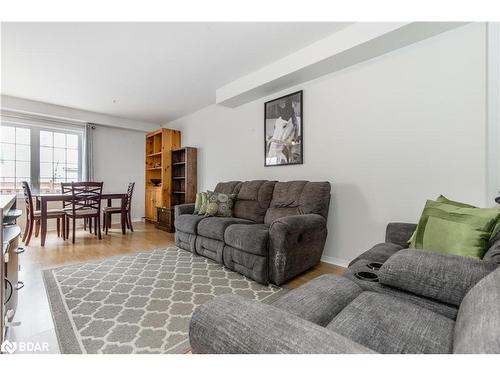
[43,246,285,354]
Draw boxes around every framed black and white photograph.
[264,90,303,167]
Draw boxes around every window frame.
[0,121,83,195]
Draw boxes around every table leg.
[121,197,126,234]
[107,198,112,207]
[41,198,48,246]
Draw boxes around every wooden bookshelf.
[144,128,181,222]
[171,147,197,206]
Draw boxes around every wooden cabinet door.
[145,189,154,221]
[145,188,161,222]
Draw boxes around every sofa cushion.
[344,259,459,320]
[233,180,276,223]
[272,274,362,327]
[327,291,454,354]
[197,216,253,241]
[214,181,242,195]
[453,267,500,353]
[378,249,497,307]
[348,242,403,267]
[224,224,270,256]
[264,181,330,224]
[175,214,205,234]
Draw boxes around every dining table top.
[33,192,127,200]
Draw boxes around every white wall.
[93,125,145,222]
[165,23,488,266]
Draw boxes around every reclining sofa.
[174,180,331,285]
[189,223,500,354]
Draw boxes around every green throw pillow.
[193,192,203,215]
[408,195,478,247]
[204,191,236,217]
[411,199,500,259]
[197,192,209,216]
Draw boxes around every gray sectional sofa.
[174,180,331,285]
[189,222,500,354]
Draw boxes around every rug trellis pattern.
[43,247,284,354]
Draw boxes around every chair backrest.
[453,267,500,353]
[126,182,135,211]
[61,182,72,209]
[71,182,103,214]
[21,181,34,220]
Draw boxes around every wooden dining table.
[33,192,128,246]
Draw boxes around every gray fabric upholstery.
[174,203,195,217]
[223,246,268,284]
[483,240,500,264]
[174,214,205,235]
[385,222,417,247]
[189,294,374,354]
[232,180,276,223]
[175,230,197,252]
[272,274,362,326]
[454,267,500,353]
[197,216,253,241]
[195,236,225,263]
[378,249,498,306]
[214,181,242,195]
[327,291,454,354]
[174,179,331,285]
[348,242,403,267]
[269,213,327,285]
[344,260,458,319]
[264,181,331,224]
[224,224,269,256]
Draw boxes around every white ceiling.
[1,22,349,124]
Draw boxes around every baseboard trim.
[321,255,349,268]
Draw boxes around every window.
[0,122,82,194]
[0,126,31,192]
[39,130,81,193]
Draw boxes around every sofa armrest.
[379,249,498,306]
[268,214,328,285]
[189,294,374,354]
[174,203,195,218]
[385,222,417,247]
[483,241,500,264]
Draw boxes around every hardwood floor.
[10,221,344,354]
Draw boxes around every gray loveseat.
[189,222,500,353]
[174,180,331,285]
[189,248,500,354]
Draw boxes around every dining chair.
[66,181,104,243]
[103,182,135,234]
[61,182,93,234]
[21,181,66,245]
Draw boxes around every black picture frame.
[264,90,303,167]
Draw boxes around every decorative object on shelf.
[265,90,303,167]
[144,128,181,222]
[150,178,161,186]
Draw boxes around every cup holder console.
[354,271,379,282]
[366,262,383,271]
